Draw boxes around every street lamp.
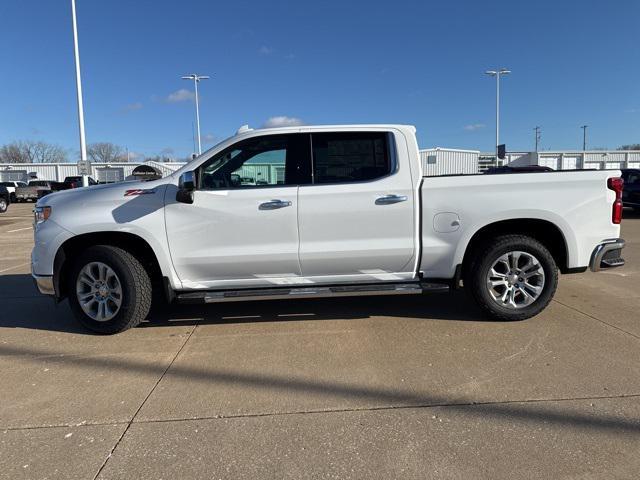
[581,125,588,151]
[485,68,510,160]
[70,0,89,187]
[181,74,210,155]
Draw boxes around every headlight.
[34,206,51,224]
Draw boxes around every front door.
[165,133,310,289]
[297,131,416,282]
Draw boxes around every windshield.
[171,135,235,178]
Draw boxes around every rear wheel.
[0,198,7,213]
[465,235,558,321]
[68,245,152,334]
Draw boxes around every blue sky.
[1,0,638,159]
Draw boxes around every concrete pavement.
[1,202,639,479]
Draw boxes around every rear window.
[29,181,48,186]
[311,132,392,184]
[624,171,640,184]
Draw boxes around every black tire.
[68,245,152,334]
[464,235,558,321]
[0,198,7,213]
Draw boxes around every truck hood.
[37,177,173,208]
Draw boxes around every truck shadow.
[0,274,495,334]
[146,290,492,329]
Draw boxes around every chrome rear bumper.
[589,238,626,272]
[32,273,55,296]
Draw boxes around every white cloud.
[165,89,194,103]
[259,45,274,55]
[463,123,486,131]
[124,102,143,111]
[284,53,296,60]
[263,116,305,128]
[202,133,217,144]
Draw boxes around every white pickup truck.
[31,125,626,333]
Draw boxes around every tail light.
[607,177,623,224]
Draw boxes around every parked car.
[0,181,28,202]
[31,124,626,333]
[0,185,10,213]
[621,168,640,212]
[15,180,66,202]
[62,176,98,189]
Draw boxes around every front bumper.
[589,238,626,272]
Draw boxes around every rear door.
[297,130,416,282]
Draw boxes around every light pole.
[71,0,89,187]
[181,74,210,155]
[485,68,510,160]
[581,125,588,151]
[534,126,541,152]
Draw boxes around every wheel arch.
[460,218,570,278]
[54,231,167,302]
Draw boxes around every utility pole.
[534,126,541,152]
[485,68,511,159]
[581,125,588,151]
[181,74,210,155]
[70,0,89,187]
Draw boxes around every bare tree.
[0,143,25,163]
[87,142,127,163]
[618,144,640,151]
[0,140,68,163]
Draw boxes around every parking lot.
[0,201,639,479]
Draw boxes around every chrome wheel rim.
[76,262,123,322]
[486,250,545,309]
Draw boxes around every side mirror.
[176,171,196,204]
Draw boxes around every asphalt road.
[1,202,639,479]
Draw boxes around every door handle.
[375,194,408,205]
[259,199,292,210]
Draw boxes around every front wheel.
[0,198,7,213]
[68,245,152,334]
[465,235,558,321]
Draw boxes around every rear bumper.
[32,273,55,296]
[589,238,625,272]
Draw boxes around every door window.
[199,134,310,189]
[311,132,393,184]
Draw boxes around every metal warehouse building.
[0,161,186,183]
[419,148,480,176]
[509,151,640,170]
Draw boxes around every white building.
[419,148,480,176]
[0,161,186,183]
[508,151,640,170]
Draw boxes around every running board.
[176,282,449,304]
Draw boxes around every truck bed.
[419,169,620,278]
